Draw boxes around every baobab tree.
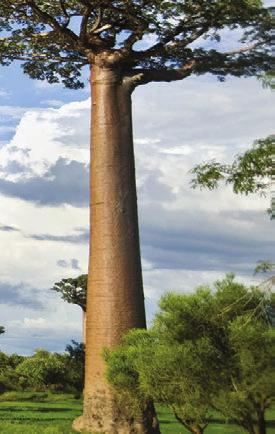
[52,274,87,342]
[0,1,271,433]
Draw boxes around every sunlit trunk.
[82,310,86,344]
[73,65,159,433]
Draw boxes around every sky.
[0,17,274,355]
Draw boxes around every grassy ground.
[0,393,274,433]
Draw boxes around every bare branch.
[59,0,71,27]
[93,24,112,34]
[222,41,265,56]
[80,4,93,40]
[133,22,211,61]
[125,60,196,88]
[59,0,69,18]
[123,28,144,54]
[90,8,102,32]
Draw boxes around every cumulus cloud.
[0,158,89,207]
[1,301,82,355]
[0,281,43,309]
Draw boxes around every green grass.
[157,406,275,434]
[0,393,274,433]
[0,393,81,433]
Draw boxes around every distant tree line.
[0,341,84,395]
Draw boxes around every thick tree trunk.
[73,65,159,433]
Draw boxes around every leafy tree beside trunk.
[213,317,274,434]
[0,2,271,432]
[105,275,274,434]
[191,136,273,197]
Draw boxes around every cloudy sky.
[0,21,274,355]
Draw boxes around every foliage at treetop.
[52,274,87,311]
[0,326,4,335]
[105,274,274,434]
[191,136,273,196]
[0,1,271,88]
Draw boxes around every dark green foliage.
[52,274,87,311]
[191,136,273,196]
[105,275,274,434]
[254,260,274,274]
[0,352,25,393]
[64,340,85,393]
[0,1,271,88]
[0,342,84,394]
[0,326,5,335]
[14,344,84,393]
[15,349,70,391]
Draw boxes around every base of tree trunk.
[72,390,160,434]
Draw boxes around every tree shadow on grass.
[0,407,74,413]
[0,417,75,422]
[159,419,175,424]
[209,418,275,429]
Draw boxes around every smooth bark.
[73,65,159,433]
[82,310,86,344]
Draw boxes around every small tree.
[0,326,5,335]
[52,274,87,342]
[105,275,274,434]
[16,349,69,391]
[105,328,213,434]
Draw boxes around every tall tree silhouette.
[0,1,271,432]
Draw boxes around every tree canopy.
[0,1,271,88]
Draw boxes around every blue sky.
[0,10,274,354]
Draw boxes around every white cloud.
[0,105,31,119]
[41,99,64,107]
[0,99,90,179]
[0,88,10,98]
